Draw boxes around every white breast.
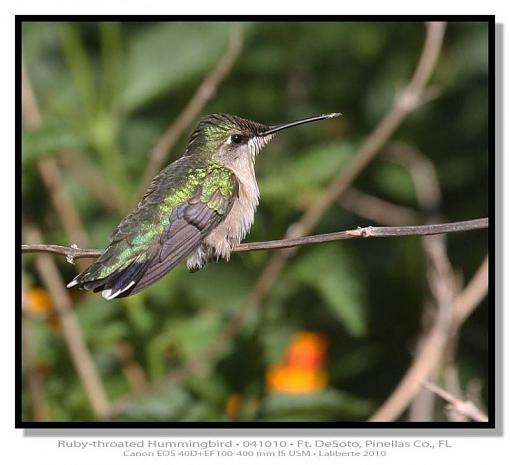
[204,153,260,259]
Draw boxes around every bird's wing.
[69,165,238,299]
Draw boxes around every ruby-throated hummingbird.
[67,112,341,299]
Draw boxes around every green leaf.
[169,312,224,360]
[291,244,368,337]
[261,389,374,421]
[146,310,224,380]
[74,296,129,346]
[185,263,253,309]
[372,160,416,204]
[116,386,192,421]
[122,22,231,111]
[22,123,85,163]
[259,142,353,205]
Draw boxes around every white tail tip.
[101,281,136,300]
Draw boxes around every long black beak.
[258,112,342,137]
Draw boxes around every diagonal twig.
[137,26,243,197]
[422,381,488,422]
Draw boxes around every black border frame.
[16,15,496,429]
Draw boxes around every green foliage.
[122,23,231,111]
[291,244,368,337]
[261,390,374,421]
[22,122,85,163]
[21,21,489,422]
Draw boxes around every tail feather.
[68,253,155,300]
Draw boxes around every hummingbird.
[67,112,341,299]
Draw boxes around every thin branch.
[453,255,489,325]
[383,141,442,212]
[369,254,489,422]
[422,381,488,422]
[21,217,489,261]
[340,188,422,226]
[137,26,243,197]
[25,226,111,419]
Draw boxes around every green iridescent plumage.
[69,149,237,297]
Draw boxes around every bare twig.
[137,26,243,197]
[453,255,489,325]
[25,226,110,419]
[422,381,488,422]
[441,255,489,421]
[383,141,442,212]
[368,254,488,421]
[21,217,489,261]
[340,188,422,226]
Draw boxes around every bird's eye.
[230,134,244,144]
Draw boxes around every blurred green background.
[21,21,489,422]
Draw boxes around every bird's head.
[185,112,342,167]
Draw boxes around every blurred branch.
[422,381,488,422]
[384,141,448,421]
[58,151,121,212]
[383,141,442,213]
[345,139,488,423]
[59,23,98,116]
[21,217,489,260]
[365,136,489,422]
[137,26,243,197]
[368,253,488,422]
[340,188,422,226]
[22,60,91,272]
[453,256,489,325]
[442,255,489,421]
[24,226,110,419]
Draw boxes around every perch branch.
[21,218,488,261]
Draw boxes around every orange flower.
[267,365,327,394]
[286,331,327,370]
[266,331,328,394]
[25,288,53,316]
